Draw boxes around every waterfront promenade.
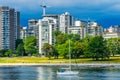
[0,63,120,67]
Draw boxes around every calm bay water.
[0,66,120,80]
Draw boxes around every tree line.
[42,30,120,60]
[0,36,38,57]
[0,30,120,61]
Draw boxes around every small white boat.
[57,68,79,76]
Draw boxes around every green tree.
[55,34,68,44]
[88,36,109,60]
[42,43,53,59]
[57,40,74,58]
[15,39,23,49]
[68,34,81,42]
[16,43,25,56]
[52,45,59,59]
[82,35,91,58]
[52,30,61,37]
[107,38,120,56]
[5,49,14,57]
[0,49,8,57]
[73,41,84,58]
[24,36,37,56]
[117,38,120,54]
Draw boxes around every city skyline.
[1,0,120,28]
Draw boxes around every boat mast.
[68,28,71,71]
[69,39,71,71]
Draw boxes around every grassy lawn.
[0,56,120,64]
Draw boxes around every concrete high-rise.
[59,12,73,33]
[38,17,57,54]
[87,22,102,37]
[20,27,28,39]
[43,14,59,30]
[69,20,102,39]
[0,6,20,50]
[28,19,39,37]
[69,20,88,39]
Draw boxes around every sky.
[1,0,120,28]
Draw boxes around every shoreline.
[0,63,120,67]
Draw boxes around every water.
[0,66,120,80]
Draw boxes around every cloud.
[1,0,120,11]
[0,0,40,11]
[0,0,120,16]
[46,0,120,7]
[1,0,120,26]
[109,4,120,11]
[43,0,120,16]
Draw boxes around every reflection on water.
[57,75,79,80]
[0,67,39,80]
[0,66,120,80]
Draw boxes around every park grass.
[0,56,120,64]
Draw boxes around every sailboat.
[57,39,79,76]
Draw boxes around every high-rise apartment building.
[69,20,88,39]
[20,27,28,39]
[0,6,20,50]
[38,17,57,54]
[28,19,39,37]
[59,12,73,33]
[43,14,59,30]
[69,20,102,39]
[87,22,102,36]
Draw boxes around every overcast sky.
[1,0,120,27]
